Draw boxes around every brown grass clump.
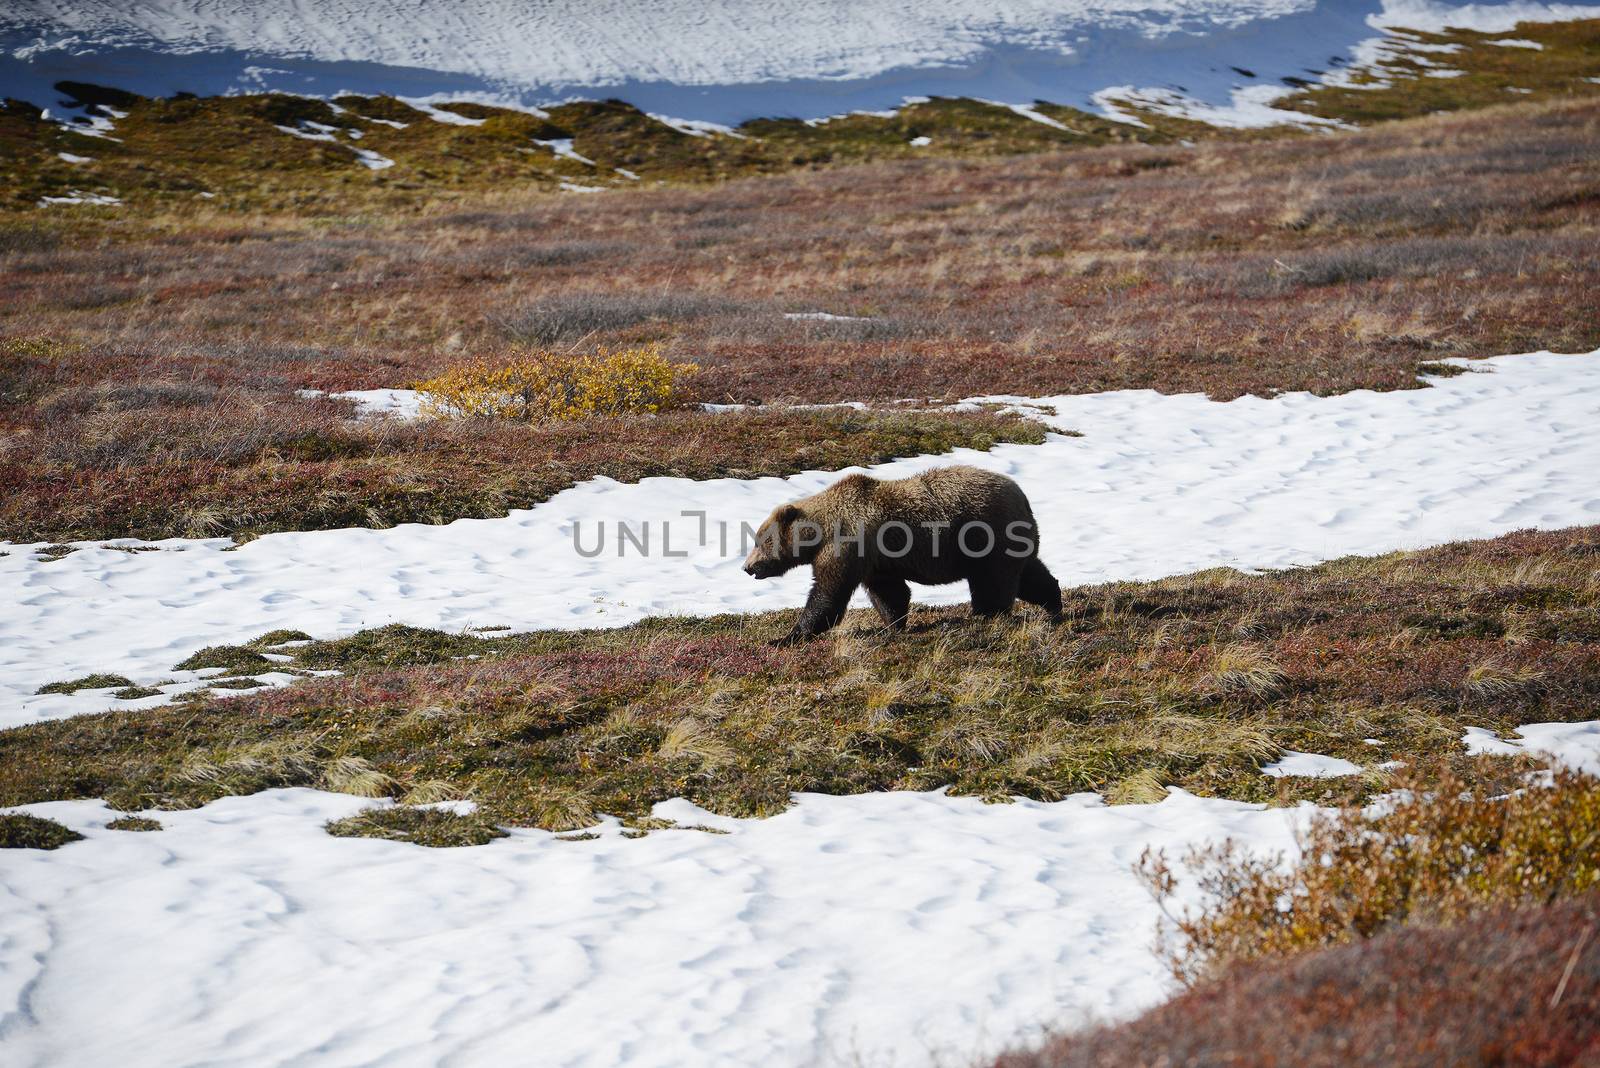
[1139,765,1600,986]
[1204,644,1287,699]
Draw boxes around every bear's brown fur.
[743,465,1062,643]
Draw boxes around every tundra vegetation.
[992,887,1600,1068]
[3,91,1598,541]
[2,21,1598,1056]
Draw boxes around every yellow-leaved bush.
[415,344,698,422]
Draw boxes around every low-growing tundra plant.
[1139,763,1600,986]
[416,344,698,421]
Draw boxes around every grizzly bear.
[743,465,1063,643]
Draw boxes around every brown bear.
[743,465,1063,643]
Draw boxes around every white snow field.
[6,349,1600,727]
[4,1,1599,126]
[1,789,1306,1068]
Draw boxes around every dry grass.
[3,525,1597,830]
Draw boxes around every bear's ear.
[777,504,803,525]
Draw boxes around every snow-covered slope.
[4,0,1598,124]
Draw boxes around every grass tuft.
[1205,645,1288,699]
[173,646,272,674]
[325,806,507,848]
[36,673,133,695]
[249,629,314,648]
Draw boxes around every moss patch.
[0,812,83,849]
[36,673,133,695]
[325,806,508,847]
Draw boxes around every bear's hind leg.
[968,567,1020,618]
[865,575,912,629]
[1017,557,1063,620]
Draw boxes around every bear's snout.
[743,555,782,579]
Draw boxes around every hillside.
[1,11,1597,213]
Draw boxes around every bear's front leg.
[773,551,862,644]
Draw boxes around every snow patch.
[275,122,339,142]
[648,113,740,138]
[0,786,1309,1068]
[334,388,424,418]
[276,121,393,167]
[1094,82,1343,129]
[1261,751,1363,778]
[404,100,485,125]
[784,311,875,321]
[1462,721,1600,774]
[982,98,1071,131]
[535,137,595,165]
[351,146,394,169]
[37,190,120,206]
[1371,0,1600,35]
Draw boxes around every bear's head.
[743,503,822,579]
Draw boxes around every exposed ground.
[4,525,1596,834]
[3,90,1598,542]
